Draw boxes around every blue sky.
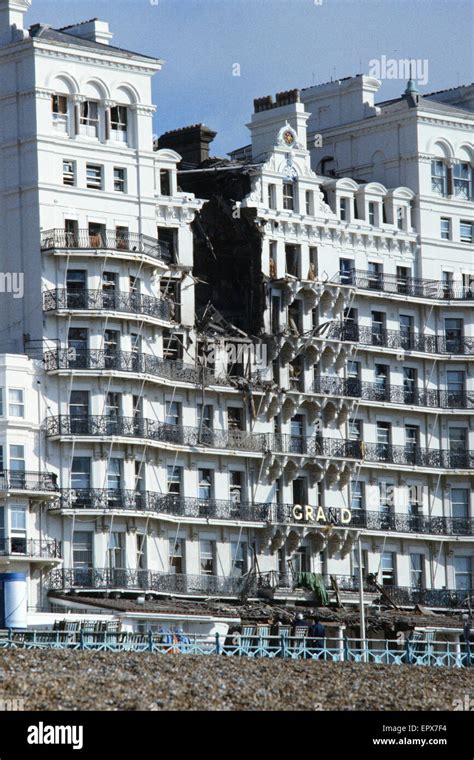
[30,0,473,154]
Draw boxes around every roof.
[50,593,241,619]
[29,24,162,64]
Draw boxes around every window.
[116,226,129,251]
[199,539,215,575]
[460,221,473,244]
[113,167,126,192]
[451,489,469,520]
[86,164,103,190]
[291,546,310,574]
[169,538,184,574]
[403,367,417,403]
[165,401,181,426]
[163,330,183,361]
[405,425,419,462]
[10,505,27,553]
[381,551,396,586]
[305,190,314,216]
[447,370,465,406]
[167,465,182,496]
[51,94,68,131]
[73,531,93,572]
[368,201,377,225]
[8,389,24,418]
[453,163,472,199]
[339,258,353,285]
[454,556,471,592]
[107,459,122,491]
[268,184,277,210]
[198,469,212,500]
[108,532,125,570]
[349,419,362,441]
[396,206,405,230]
[445,318,463,352]
[62,160,76,186]
[157,226,178,260]
[228,407,243,431]
[376,422,391,458]
[379,482,393,515]
[160,169,171,196]
[347,360,361,395]
[110,105,128,141]
[69,391,89,433]
[374,364,389,400]
[339,197,348,221]
[134,460,145,494]
[440,217,451,240]
[136,534,147,570]
[283,182,295,211]
[197,403,213,432]
[368,262,383,289]
[231,541,247,576]
[371,311,386,345]
[410,554,424,589]
[431,160,448,196]
[0,389,2,416]
[71,457,91,491]
[229,471,243,503]
[80,100,99,138]
[350,480,363,511]
[399,314,414,349]
[285,244,299,277]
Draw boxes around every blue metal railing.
[0,631,470,667]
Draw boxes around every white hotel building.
[0,1,472,633]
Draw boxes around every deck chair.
[240,625,256,655]
[256,625,271,655]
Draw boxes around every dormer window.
[396,206,405,230]
[51,94,68,132]
[160,169,171,196]
[110,105,128,142]
[431,160,448,196]
[339,197,349,221]
[80,100,99,138]
[368,201,377,226]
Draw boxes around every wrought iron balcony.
[43,348,230,387]
[43,289,172,321]
[350,510,473,536]
[0,470,58,493]
[361,442,474,470]
[40,228,172,264]
[56,489,272,521]
[328,322,474,355]
[47,568,259,597]
[45,416,360,459]
[342,269,474,301]
[314,376,474,410]
[325,575,468,608]
[0,538,61,559]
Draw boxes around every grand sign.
[291,505,352,525]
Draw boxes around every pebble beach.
[1,650,472,711]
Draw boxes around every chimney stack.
[157,124,217,167]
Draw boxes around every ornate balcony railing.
[40,228,172,264]
[0,470,58,492]
[361,442,474,469]
[349,510,473,536]
[342,269,474,301]
[45,417,361,459]
[47,568,259,597]
[43,289,172,321]
[56,489,272,521]
[43,348,230,387]
[0,538,61,559]
[324,575,468,608]
[45,567,471,607]
[327,322,474,355]
[314,376,474,409]
[52,491,472,536]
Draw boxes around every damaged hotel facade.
[0,1,473,636]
